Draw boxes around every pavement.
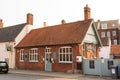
[9,69,113,80]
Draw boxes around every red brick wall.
[15,44,81,72]
[98,28,119,45]
[15,47,45,70]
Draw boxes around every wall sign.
[53,52,57,60]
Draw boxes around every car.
[0,61,9,74]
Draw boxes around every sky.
[0,0,120,28]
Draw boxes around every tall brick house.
[95,20,120,58]
[15,5,102,73]
[96,20,119,45]
[0,13,33,69]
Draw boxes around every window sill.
[59,61,72,64]
[19,60,24,62]
[29,60,38,62]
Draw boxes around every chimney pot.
[43,22,47,27]
[27,13,33,25]
[0,19,3,28]
[61,19,66,24]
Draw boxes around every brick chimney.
[61,19,66,24]
[0,19,3,28]
[27,13,33,25]
[84,4,91,20]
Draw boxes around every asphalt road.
[0,73,59,80]
[0,73,113,80]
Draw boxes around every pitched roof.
[16,19,93,48]
[96,20,119,29]
[0,23,26,42]
[110,45,120,55]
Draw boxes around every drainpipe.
[72,46,74,74]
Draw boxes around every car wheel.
[4,71,8,74]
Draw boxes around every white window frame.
[107,31,110,37]
[112,30,116,36]
[29,48,38,62]
[45,47,51,62]
[20,49,24,62]
[113,39,117,45]
[101,32,105,38]
[59,46,72,63]
[101,23,107,29]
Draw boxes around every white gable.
[83,24,98,44]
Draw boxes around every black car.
[0,61,9,73]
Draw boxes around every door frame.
[45,47,52,71]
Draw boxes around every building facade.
[95,20,120,58]
[0,13,33,69]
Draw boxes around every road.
[0,73,60,80]
[0,73,112,80]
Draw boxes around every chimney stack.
[0,19,3,28]
[84,4,91,20]
[61,19,66,24]
[27,13,33,25]
[43,22,47,27]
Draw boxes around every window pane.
[63,54,65,61]
[66,48,68,53]
[70,54,72,61]
[108,60,113,69]
[60,48,62,53]
[101,32,105,38]
[70,48,72,53]
[89,60,95,69]
[63,48,65,53]
[107,32,110,37]
[60,54,62,61]
[66,54,69,61]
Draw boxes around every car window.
[0,63,6,66]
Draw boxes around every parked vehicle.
[0,61,9,74]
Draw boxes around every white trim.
[19,49,24,62]
[59,46,73,63]
[82,20,102,47]
[29,48,38,62]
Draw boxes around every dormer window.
[101,23,107,29]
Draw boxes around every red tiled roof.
[16,19,93,48]
[110,45,120,54]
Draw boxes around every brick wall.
[15,44,99,72]
[15,44,81,72]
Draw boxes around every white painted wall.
[0,42,14,68]
[99,46,110,59]
[15,25,33,45]
[99,38,111,59]
[83,24,97,44]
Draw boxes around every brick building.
[0,13,33,68]
[96,20,120,45]
[15,5,102,73]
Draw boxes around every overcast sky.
[0,0,120,28]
